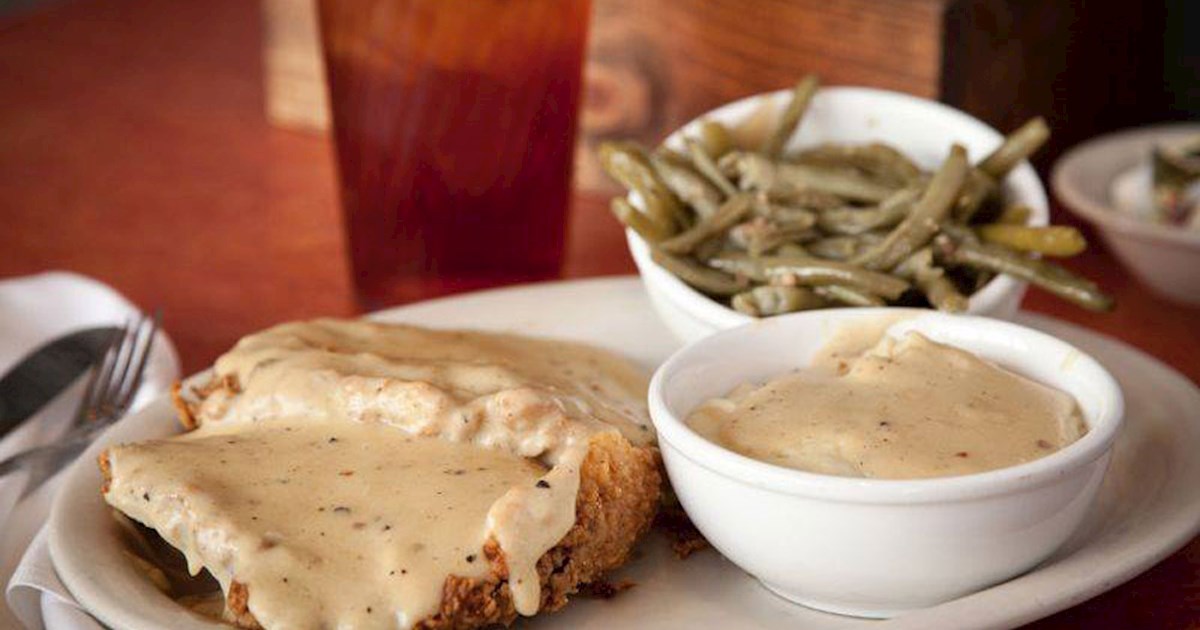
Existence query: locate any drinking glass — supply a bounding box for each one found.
[318,0,591,305]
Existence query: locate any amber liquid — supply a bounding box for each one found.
[318,0,590,306]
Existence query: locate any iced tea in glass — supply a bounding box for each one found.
[318,0,591,305]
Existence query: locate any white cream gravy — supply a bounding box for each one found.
[686,331,1086,479]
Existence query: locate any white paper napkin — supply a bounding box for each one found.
[0,272,181,630]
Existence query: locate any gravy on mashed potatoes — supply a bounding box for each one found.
[686,329,1087,479]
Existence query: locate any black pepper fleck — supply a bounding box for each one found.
[536,480,551,489]
[142,492,150,501]
[466,554,476,563]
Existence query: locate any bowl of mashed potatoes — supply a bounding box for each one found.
[647,309,1123,617]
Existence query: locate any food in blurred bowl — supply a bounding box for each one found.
[1053,124,1200,306]
[1107,136,1200,229]
[601,76,1111,343]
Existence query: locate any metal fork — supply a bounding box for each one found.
[0,311,159,495]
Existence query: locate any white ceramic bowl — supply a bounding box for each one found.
[648,309,1123,618]
[626,86,1050,344]
[1051,124,1200,306]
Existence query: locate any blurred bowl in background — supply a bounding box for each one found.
[1052,124,1200,306]
[625,86,1050,344]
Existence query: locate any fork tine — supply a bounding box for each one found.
[72,323,126,424]
[100,315,142,418]
[113,312,159,414]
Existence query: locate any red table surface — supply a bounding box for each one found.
[0,0,1196,627]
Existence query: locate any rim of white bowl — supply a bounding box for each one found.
[647,309,1125,504]
[1051,123,1200,248]
[625,85,1050,324]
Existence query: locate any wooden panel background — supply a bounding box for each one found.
[575,0,947,191]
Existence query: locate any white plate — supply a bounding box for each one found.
[49,277,1200,630]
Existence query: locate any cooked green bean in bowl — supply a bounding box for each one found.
[604,77,1111,342]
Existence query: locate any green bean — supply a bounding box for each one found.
[599,141,682,234]
[721,151,899,203]
[710,252,910,299]
[976,224,1087,257]
[767,188,846,210]
[651,153,722,219]
[651,248,746,296]
[708,251,770,282]
[654,147,691,166]
[978,117,1050,180]
[813,284,886,307]
[996,204,1033,225]
[775,243,809,257]
[729,217,819,256]
[954,168,998,222]
[895,246,935,276]
[805,236,857,260]
[933,223,995,291]
[852,144,969,270]
[933,235,1113,311]
[692,237,726,262]
[920,273,969,312]
[686,137,738,198]
[938,220,980,244]
[790,143,924,186]
[806,233,884,260]
[764,256,910,299]
[896,248,968,312]
[732,285,825,316]
[816,188,920,236]
[611,197,671,243]
[762,75,819,158]
[751,192,819,226]
[697,120,735,160]
[659,194,753,255]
